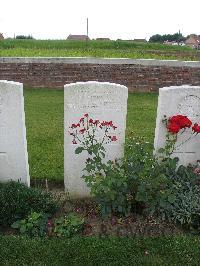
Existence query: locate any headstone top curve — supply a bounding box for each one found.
[64,81,128,90]
[0,80,23,86]
[159,85,200,93]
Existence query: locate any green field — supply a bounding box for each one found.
[24,88,158,181]
[0,39,199,60]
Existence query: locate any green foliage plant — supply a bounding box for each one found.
[0,181,59,227]
[125,139,176,217]
[168,166,200,233]
[11,212,49,237]
[54,213,84,237]
[132,114,200,232]
[69,113,132,216]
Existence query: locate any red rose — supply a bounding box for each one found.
[167,122,180,134]
[192,123,200,133]
[179,117,192,128]
[71,123,77,128]
[167,115,192,134]
[79,128,86,134]
[111,136,117,141]
[101,121,106,126]
[169,115,192,129]
[94,120,99,125]
[72,139,77,144]
[84,113,88,117]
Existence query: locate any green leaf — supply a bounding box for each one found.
[20,225,27,234]
[158,148,165,153]
[168,194,176,204]
[75,147,84,154]
[11,221,20,229]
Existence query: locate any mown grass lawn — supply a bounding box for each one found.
[0,235,199,265]
[24,88,158,181]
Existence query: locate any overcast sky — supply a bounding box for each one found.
[1,0,200,40]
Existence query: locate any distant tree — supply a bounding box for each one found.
[16,35,34,39]
[149,34,163,43]
[149,32,186,43]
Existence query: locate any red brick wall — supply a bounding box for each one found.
[0,58,200,92]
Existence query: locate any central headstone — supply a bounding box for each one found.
[154,85,200,166]
[0,80,29,185]
[64,81,128,198]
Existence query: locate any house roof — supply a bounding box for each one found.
[96,38,110,41]
[186,35,200,44]
[133,39,147,42]
[67,34,90,41]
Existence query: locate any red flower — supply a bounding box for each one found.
[169,115,192,129]
[79,128,86,134]
[72,139,77,144]
[71,123,77,128]
[167,115,192,134]
[89,118,93,124]
[94,120,99,125]
[47,219,53,227]
[111,136,117,141]
[80,117,84,123]
[192,123,200,133]
[84,113,88,117]
[167,123,180,134]
[194,167,200,174]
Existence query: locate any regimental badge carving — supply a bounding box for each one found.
[178,95,200,121]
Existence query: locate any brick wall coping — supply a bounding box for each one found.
[0,57,200,68]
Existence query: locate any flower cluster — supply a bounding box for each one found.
[167,115,192,134]
[69,113,118,145]
[166,114,200,135]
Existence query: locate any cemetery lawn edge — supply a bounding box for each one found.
[0,235,199,265]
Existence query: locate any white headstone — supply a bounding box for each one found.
[154,85,200,166]
[64,81,128,198]
[0,80,29,185]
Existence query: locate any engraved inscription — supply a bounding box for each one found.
[65,86,126,111]
[66,102,123,111]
